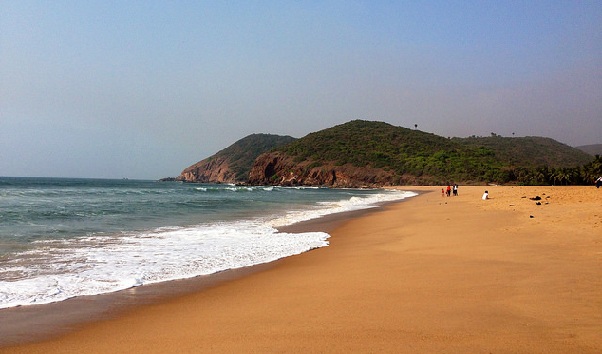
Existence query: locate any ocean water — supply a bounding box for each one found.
[0,177,416,309]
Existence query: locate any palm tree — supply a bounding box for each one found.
[582,155,602,183]
[534,167,548,185]
[551,168,563,186]
[552,168,578,186]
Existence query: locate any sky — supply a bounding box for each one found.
[1,1,601,179]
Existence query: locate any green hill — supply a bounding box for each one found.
[456,135,592,168]
[169,120,597,186]
[248,120,594,186]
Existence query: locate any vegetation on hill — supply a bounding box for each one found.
[172,120,600,186]
[271,120,598,185]
[455,135,591,168]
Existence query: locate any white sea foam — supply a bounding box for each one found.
[271,189,417,227]
[0,223,330,309]
[0,188,416,309]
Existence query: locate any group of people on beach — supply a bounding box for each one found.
[440,184,489,200]
[442,184,459,197]
[439,176,602,202]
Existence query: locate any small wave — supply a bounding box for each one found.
[225,186,254,192]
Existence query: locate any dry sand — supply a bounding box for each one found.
[2,186,601,353]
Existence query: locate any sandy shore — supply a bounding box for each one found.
[2,186,601,353]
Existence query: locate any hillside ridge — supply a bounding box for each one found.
[248,120,593,186]
[168,120,598,186]
[576,144,602,156]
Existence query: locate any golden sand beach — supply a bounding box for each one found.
[2,186,601,353]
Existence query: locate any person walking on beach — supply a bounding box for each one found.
[446,185,451,197]
[453,184,458,196]
[442,188,445,197]
[596,176,602,188]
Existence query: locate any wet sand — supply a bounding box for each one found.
[2,186,601,353]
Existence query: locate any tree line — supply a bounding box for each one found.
[494,155,602,186]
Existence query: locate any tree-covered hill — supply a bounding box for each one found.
[169,120,599,186]
[455,135,592,168]
[249,120,596,186]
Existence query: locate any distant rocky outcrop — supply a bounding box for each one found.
[179,156,236,183]
[176,133,296,183]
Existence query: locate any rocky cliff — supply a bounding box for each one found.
[179,156,237,183]
[248,151,401,187]
[177,133,296,183]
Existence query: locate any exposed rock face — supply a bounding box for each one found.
[178,156,236,183]
[248,152,398,188]
[176,133,297,184]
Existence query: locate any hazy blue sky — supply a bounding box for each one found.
[2,1,601,179]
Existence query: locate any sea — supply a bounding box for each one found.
[0,177,416,310]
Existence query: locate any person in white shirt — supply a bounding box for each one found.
[596,176,602,188]
[482,190,489,200]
